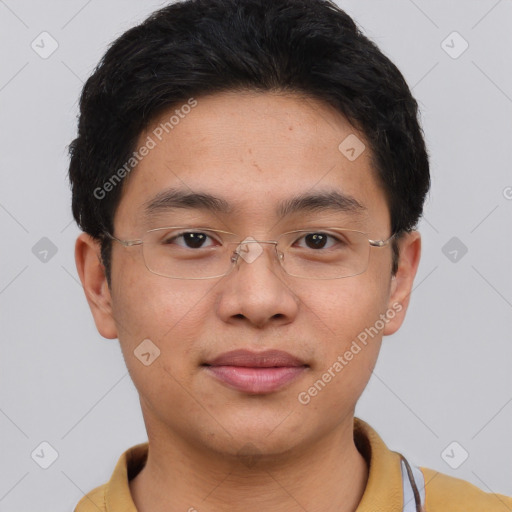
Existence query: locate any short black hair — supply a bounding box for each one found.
[68,0,430,282]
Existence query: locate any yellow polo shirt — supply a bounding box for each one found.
[74,417,512,511]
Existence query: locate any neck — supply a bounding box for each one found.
[130,415,368,512]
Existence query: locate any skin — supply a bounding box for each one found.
[75,90,421,512]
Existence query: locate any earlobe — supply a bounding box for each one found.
[75,233,118,339]
[383,231,422,336]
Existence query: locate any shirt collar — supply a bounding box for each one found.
[353,417,405,510]
[104,417,405,512]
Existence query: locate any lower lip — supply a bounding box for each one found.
[204,366,307,394]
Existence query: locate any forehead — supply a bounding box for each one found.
[114,91,390,232]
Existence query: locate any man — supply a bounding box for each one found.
[69,0,512,510]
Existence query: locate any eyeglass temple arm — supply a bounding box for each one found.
[368,232,396,247]
[102,231,143,247]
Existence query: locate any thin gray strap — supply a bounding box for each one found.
[400,456,426,511]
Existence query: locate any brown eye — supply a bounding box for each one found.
[163,231,216,249]
[295,232,340,250]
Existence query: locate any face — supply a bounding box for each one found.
[77,91,420,459]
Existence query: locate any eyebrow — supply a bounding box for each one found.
[143,188,367,219]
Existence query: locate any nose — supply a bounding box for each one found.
[215,239,300,329]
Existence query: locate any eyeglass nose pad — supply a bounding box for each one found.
[230,241,252,266]
[230,250,240,265]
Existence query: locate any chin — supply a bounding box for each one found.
[192,409,313,459]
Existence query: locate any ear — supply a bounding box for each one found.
[383,230,422,336]
[75,233,118,339]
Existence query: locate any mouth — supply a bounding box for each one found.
[202,349,309,394]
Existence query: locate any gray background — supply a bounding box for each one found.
[1,0,511,510]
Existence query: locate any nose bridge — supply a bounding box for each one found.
[217,236,299,329]
[232,237,280,269]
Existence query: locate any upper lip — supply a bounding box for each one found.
[203,349,307,367]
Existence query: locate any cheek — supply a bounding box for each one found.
[294,274,389,409]
[109,271,212,416]
[109,260,212,363]
[297,270,390,344]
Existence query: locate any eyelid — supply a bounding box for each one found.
[160,228,221,243]
[295,231,340,249]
